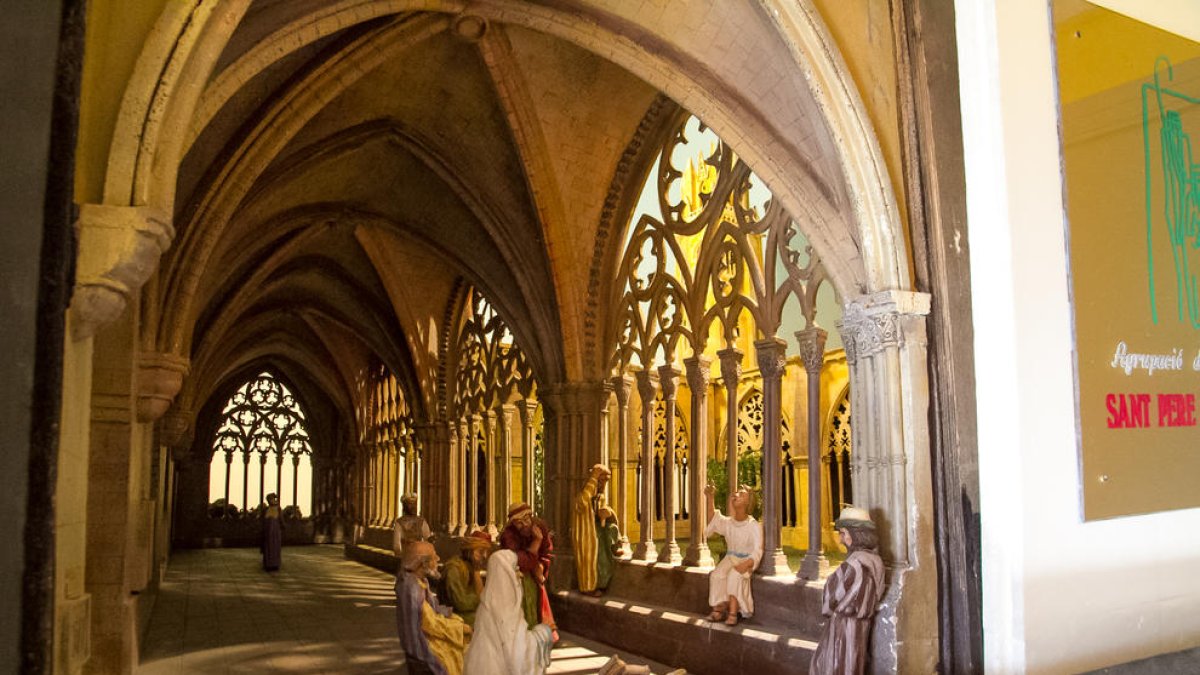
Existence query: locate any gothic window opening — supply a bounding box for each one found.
[826,388,853,520]
[208,371,313,516]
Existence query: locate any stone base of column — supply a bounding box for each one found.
[757,548,790,576]
[485,523,499,538]
[683,542,714,568]
[798,551,828,581]
[633,539,658,562]
[661,540,682,565]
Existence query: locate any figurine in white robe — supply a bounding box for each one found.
[463,549,555,675]
[704,484,763,625]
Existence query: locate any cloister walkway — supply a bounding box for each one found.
[138,546,674,674]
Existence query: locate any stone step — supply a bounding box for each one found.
[597,558,827,636]
[550,588,819,675]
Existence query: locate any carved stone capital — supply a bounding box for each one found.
[158,407,193,454]
[717,347,742,385]
[136,351,189,422]
[611,373,633,408]
[634,369,658,404]
[657,363,681,401]
[838,290,931,363]
[754,337,789,380]
[795,327,828,374]
[517,398,538,427]
[70,204,173,341]
[683,355,712,395]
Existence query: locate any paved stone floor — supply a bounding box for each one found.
[138,546,677,674]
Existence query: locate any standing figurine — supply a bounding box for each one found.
[703,484,762,625]
[393,493,431,559]
[261,493,282,571]
[809,506,886,675]
[463,549,556,675]
[445,530,492,627]
[573,464,623,597]
[499,502,556,632]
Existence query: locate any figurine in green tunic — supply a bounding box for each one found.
[444,530,492,627]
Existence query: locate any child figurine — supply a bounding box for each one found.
[809,506,886,675]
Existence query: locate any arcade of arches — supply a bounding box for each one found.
[34,1,967,674]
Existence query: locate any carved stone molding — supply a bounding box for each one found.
[70,204,173,341]
[718,347,742,385]
[137,351,190,422]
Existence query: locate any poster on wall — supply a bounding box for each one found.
[1056,1,1200,519]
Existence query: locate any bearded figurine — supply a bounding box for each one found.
[499,502,556,632]
[445,530,492,627]
[395,540,470,675]
[573,464,623,596]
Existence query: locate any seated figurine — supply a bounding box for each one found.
[703,484,763,626]
[395,541,470,675]
[444,530,491,627]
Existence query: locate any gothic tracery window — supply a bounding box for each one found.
[208,371,313,516]
[826,388,853,520]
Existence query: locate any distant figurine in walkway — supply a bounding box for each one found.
[445,530,491,627]
[463,548,555,675]
[573,464,623,597]
[261,493,282,572]
[393,493,431,559]
[396,540,470,675]
[703,483,762,625]
[809,506,886,675]
[500,502,556,632]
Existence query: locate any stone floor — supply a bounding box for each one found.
[137,545,676,674]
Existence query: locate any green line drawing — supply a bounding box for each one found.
[1143,56,1200,328]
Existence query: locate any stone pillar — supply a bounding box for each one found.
[657,364,681,565]
[632,371,658,561]
[838,290,936,673]
[415,423,449,532]
[683,356,714,567]
[537,382,611,551]
[455,419,469,535]
[718,348,742,502]
[468,414,482,528]
[484,409,499,536]
[755,337,790,576]
[797,327,829,580]
[611,374,633,549]
[519,400,538,505]
[447,421,462,535]
[497,405,515,528]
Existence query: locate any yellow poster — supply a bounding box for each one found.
[1057,2,1200,519]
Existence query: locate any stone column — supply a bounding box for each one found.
[456,418,471,535]
[837,290,935,673]
[718,348,742,502]
[468,414,482,528]
[519,400,538,505]
[498,405,515,527]
[755,337,790,576]
[537,382,611,551]
[683,356,714,567]
[611,374,633,549]
[657,364,681,564]
[484,409,499,536]
[797,327,829,580]
[632,371,658,561]
[447,421,463,535]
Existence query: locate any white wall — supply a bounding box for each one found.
[956,0,1200,672]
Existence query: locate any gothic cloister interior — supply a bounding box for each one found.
[5,1,1200,674]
